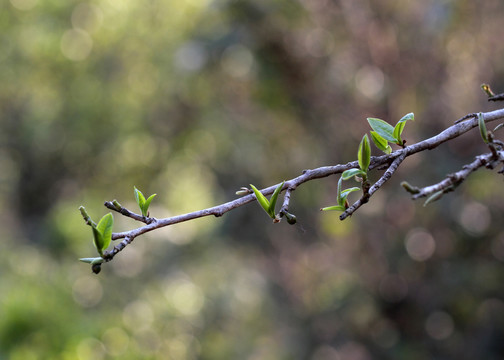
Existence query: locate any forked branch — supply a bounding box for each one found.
[79,107,504,270]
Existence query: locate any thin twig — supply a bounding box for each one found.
[340,151,407,220]
[104,200,155,224]
[411,150,504,200]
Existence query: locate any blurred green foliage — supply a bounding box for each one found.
[1,0,504,359]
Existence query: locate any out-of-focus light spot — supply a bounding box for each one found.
[355,65,385,101]
[10,0,37,11]
[310,345,340,360]
[61,29,93,61]
[425,311,454,340]
[405,228,436,261]
[379,274,408,302]
[111,245,144,278]
[337,342,372,360]
[133,328,161,355]
[233,270,265,306]
[304,28,334,57]
[166,334,199,359]
[122,300,154,330]
[476,298,504,323]
[127,63,159,96]
[169,279,205,316]
[102,327,130,356]
[320,211,354,237]
[117,134,156,168]
[174,41,208,72]
[491,233,504,261]
[76,337,106,360]
[371,319,399,348]
[9,346,38,360]
[458,202,491,236]
[221,44,254,78]
[72,3,104,33]
[8,245,43,276]
[72,276,103,307]
[103,0,131,12]
[184,0,210,6]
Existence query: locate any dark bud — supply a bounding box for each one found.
[92,263,102,274]
[284,211,297,225]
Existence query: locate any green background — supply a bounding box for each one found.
[1,0,504,359]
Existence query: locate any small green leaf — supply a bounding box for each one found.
[341,187,360,197]
[367,118,396,142]
[358,134,371,171]
[478,112,489,144]
[250,184,272,218]
[134,186,146,209]
[342,168,367,180]
[370,131,391,154]
[96,213,114,251]
[393,122,406,144]
[339,187,360,208]
[92,226,104,256]
[79,257,104,264]
[423,190,444,206]
[142,193,157,216]
[321,205,346,211]
[268,181,285,217]
[336,177,343,206]
[493,123,504,132]
[393,113,414,144]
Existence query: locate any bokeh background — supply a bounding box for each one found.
[2,0,504,359]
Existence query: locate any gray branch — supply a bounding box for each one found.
[85,107,504,263]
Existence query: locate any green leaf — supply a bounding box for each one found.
[370,131,391,154]
[478,112,488,144]
[336,177,344,206]
[342,168,367,180]
[321,205,346,211]
[341,187,360,197]
[79,257,104,265]
[393,121,406,144]
[134,186,146,210]
[358,134,371,171]
[393,113,414,144]
[340,187,360,208]
[250,184,272,218]
[142,193,157,217]
[268,181,285,217]
[367,118,396,142]
[423,190,444,207]
[92,226,104,256]
[96,213,114,251]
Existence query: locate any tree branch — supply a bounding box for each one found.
[79,107,504,266]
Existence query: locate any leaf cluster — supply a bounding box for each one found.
[368,113,414,153]
[250,181,285,221]
[322,113,414,212]
[134,186,157,217]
